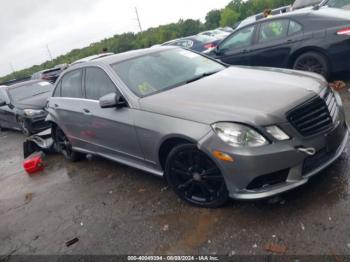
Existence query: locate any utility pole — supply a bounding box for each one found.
[46,44,53,61]
[135,7,143,32]
[9,63,15,74]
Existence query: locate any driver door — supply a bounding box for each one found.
[215,25,257,66]
[81,67,144,161]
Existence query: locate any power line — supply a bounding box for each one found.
[135,7,143,32]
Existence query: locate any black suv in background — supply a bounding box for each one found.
[31,64,68,83]
[207,7,350,78]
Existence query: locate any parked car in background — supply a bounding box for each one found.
[0,80,53,135]
[70,53,114,66]
[46,47,347,207]
[206,7,350,78]
[31,64,68,83]
[162,35,222,53]
[198,28,233,40]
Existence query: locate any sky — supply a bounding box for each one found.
[0,0,231,77]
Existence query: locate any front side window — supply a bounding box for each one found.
[61,70,83,98]
[219,25,255,51]
[85,68,117,100]
[258,19,289,43]
[112,49,225,97]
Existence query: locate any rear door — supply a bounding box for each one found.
[215,24,257,65]
[49,69,87,148]
[249,19,304,68]
[81,67,143,160]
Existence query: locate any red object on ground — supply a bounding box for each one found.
[23,153,44,174]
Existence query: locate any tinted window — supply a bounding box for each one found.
[219,26,255,50]
[8,82,53,101]
[85,68,117,100]
[112,49,225,97]
[61,70,83,98]
[288,20,303,35]
[258,20,289,43]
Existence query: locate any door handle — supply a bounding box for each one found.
[285,39,293,43]
[242,49,250,53]
[83,109,91,114]
[54,104,59,108]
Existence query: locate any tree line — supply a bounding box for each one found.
[0,0,294,83]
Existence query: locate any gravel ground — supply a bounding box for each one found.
[0,79,350,257]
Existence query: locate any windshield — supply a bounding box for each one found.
[8,82,53,101]
[111,49,225,97]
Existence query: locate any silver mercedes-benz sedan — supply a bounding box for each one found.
[46,46,348,207]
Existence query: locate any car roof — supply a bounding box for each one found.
[70,46,178,68]
[71,53,114,65]
[238,6,350,29]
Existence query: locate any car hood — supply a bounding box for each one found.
[14,92,50,110]
[139,66,327,126]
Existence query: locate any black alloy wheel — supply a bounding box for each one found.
[54,126,84,162]
[165,144,229,208]
[293,51,330,79]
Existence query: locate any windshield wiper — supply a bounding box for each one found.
[186,71,220,84]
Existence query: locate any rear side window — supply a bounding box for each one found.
[61,70,83,98]
[288,20,303,35]
[258,19,289,43]
[85,68,117,100]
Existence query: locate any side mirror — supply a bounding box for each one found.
[99,93,127,109]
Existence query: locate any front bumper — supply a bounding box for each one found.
[198,119,348,200]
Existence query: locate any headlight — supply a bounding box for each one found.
[211,122,268,147]
[23,109,45,117]
[265,126,290,141]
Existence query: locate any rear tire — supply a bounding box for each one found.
[53,126,84,162]
[293,51,330,79]
[165,144,229,208]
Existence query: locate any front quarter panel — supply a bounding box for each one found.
[133,110,211,166]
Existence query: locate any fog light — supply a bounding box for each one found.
[213,151,234,162]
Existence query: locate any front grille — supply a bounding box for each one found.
[287,89,338,137]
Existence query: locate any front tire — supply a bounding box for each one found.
[53,126,84,162]
[293,51,330,79]
[165,144,229,208]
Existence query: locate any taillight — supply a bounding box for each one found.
[337,28,350,35]
[204,43,217,49]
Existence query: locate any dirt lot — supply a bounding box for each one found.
[1,79,350,257]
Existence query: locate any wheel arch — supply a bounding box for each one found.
[289,46,332,69]
[158,135,197,170]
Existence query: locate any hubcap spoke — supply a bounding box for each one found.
[172,167,192,177]
[178,179,193,191]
